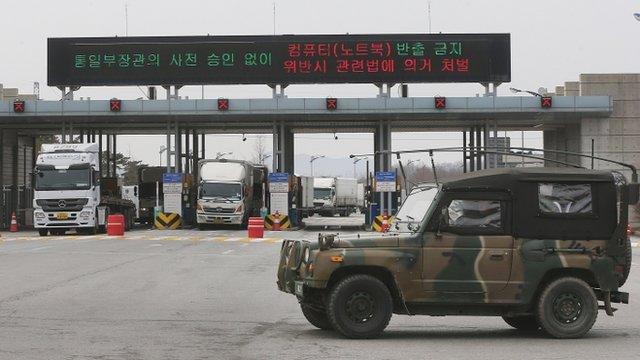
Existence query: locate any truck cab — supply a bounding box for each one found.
[278,168,635,339]
[33,143,101,235]
[196,159,266,228]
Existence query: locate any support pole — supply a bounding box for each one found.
[378,120,385,215]
[200,133,205,159]
[193,129,199,179]
[98,131,103,177]
[184,128,190,175]
[105,133,111,177]
[475,126,482,170]
[175,124,182,173]
[112,134,117,178]
[463,130,467,173]
[469,127,475,172]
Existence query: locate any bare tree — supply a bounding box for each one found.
[252,135,268,164]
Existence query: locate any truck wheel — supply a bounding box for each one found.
[38,229,48,237]
[536,277,597,339]
[327,274,392,339]
[300,304,332,330]
[502,315,540,331]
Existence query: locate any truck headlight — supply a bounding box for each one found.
[235,204,244,213]
[197,203,203,211]
[34,212,45,219]
[79,210,92,218]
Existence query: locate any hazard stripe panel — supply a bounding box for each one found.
[155,212,182,230]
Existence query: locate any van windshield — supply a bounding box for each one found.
[314,188,332,200]
[200,182,242,201]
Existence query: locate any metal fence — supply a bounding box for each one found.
[1,186,33,229]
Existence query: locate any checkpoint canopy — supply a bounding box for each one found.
[162,173,183,216]
[47,34,510,86]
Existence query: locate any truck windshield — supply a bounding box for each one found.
[200,183,242,201]
[395,186,439,232]
[314,188,332,200]
[35,168,91,191]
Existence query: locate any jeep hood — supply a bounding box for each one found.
[330,233,403,248]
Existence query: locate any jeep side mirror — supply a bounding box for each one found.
[628,183,640,205]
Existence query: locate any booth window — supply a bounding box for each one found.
[447,200,502,229]
[538,183,593,214]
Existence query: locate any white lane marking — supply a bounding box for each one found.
[222,250,234,255]
[148,244,163,247]
[30,245,53,252]
[223,237,242,242]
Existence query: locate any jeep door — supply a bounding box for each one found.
[421,192,513,299]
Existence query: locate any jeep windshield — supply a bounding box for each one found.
[200,182,242,202]
[35,166,91,191]
[395,185,439,232]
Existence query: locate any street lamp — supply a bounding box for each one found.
[310,155,325,176]
[215,151,233,160]
[159,145,175,166]
[405,159,421,167]
[353,156,367,178]
[510,87,542,97]
[634,13,640,21]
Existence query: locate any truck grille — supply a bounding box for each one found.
[36,198,88,212]
[203,207,235,214]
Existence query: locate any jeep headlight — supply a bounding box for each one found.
[303,247,310,263]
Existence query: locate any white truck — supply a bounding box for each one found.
[33,143,136,236]
[196,159,267,228]
[312,177,358,217]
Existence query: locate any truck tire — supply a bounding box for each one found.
[536,277,597,339]
[502,315,540,331]
[38,229,48,237]
[327,274,393,339]
[300,304,332,330]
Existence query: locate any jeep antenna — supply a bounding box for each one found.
[429,150,439,186]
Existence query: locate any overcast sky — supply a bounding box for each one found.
[2,0,638,174]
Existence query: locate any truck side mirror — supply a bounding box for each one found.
[628,183,640,205]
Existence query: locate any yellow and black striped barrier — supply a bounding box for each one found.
[155,212,182,230]
[372,215,394,232]
[264,214,291,230]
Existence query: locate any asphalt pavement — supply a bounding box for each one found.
[0,229,638,359]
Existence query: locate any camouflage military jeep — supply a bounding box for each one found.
[277,168,636,339]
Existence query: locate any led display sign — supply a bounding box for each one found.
[48,34,510,86]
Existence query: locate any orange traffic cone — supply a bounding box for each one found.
[9,212,18,232]
[381,211,389,233]
[273,211,281,231]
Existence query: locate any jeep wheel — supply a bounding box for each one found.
[619,236,632,286]
[536,277,597,339]
[327,274,392,339]
[300,304,332,330]
[502,315,540,331]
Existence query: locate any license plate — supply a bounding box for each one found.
[295,281,304,296]
[213,218,224,224]
[57,212,69,220]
